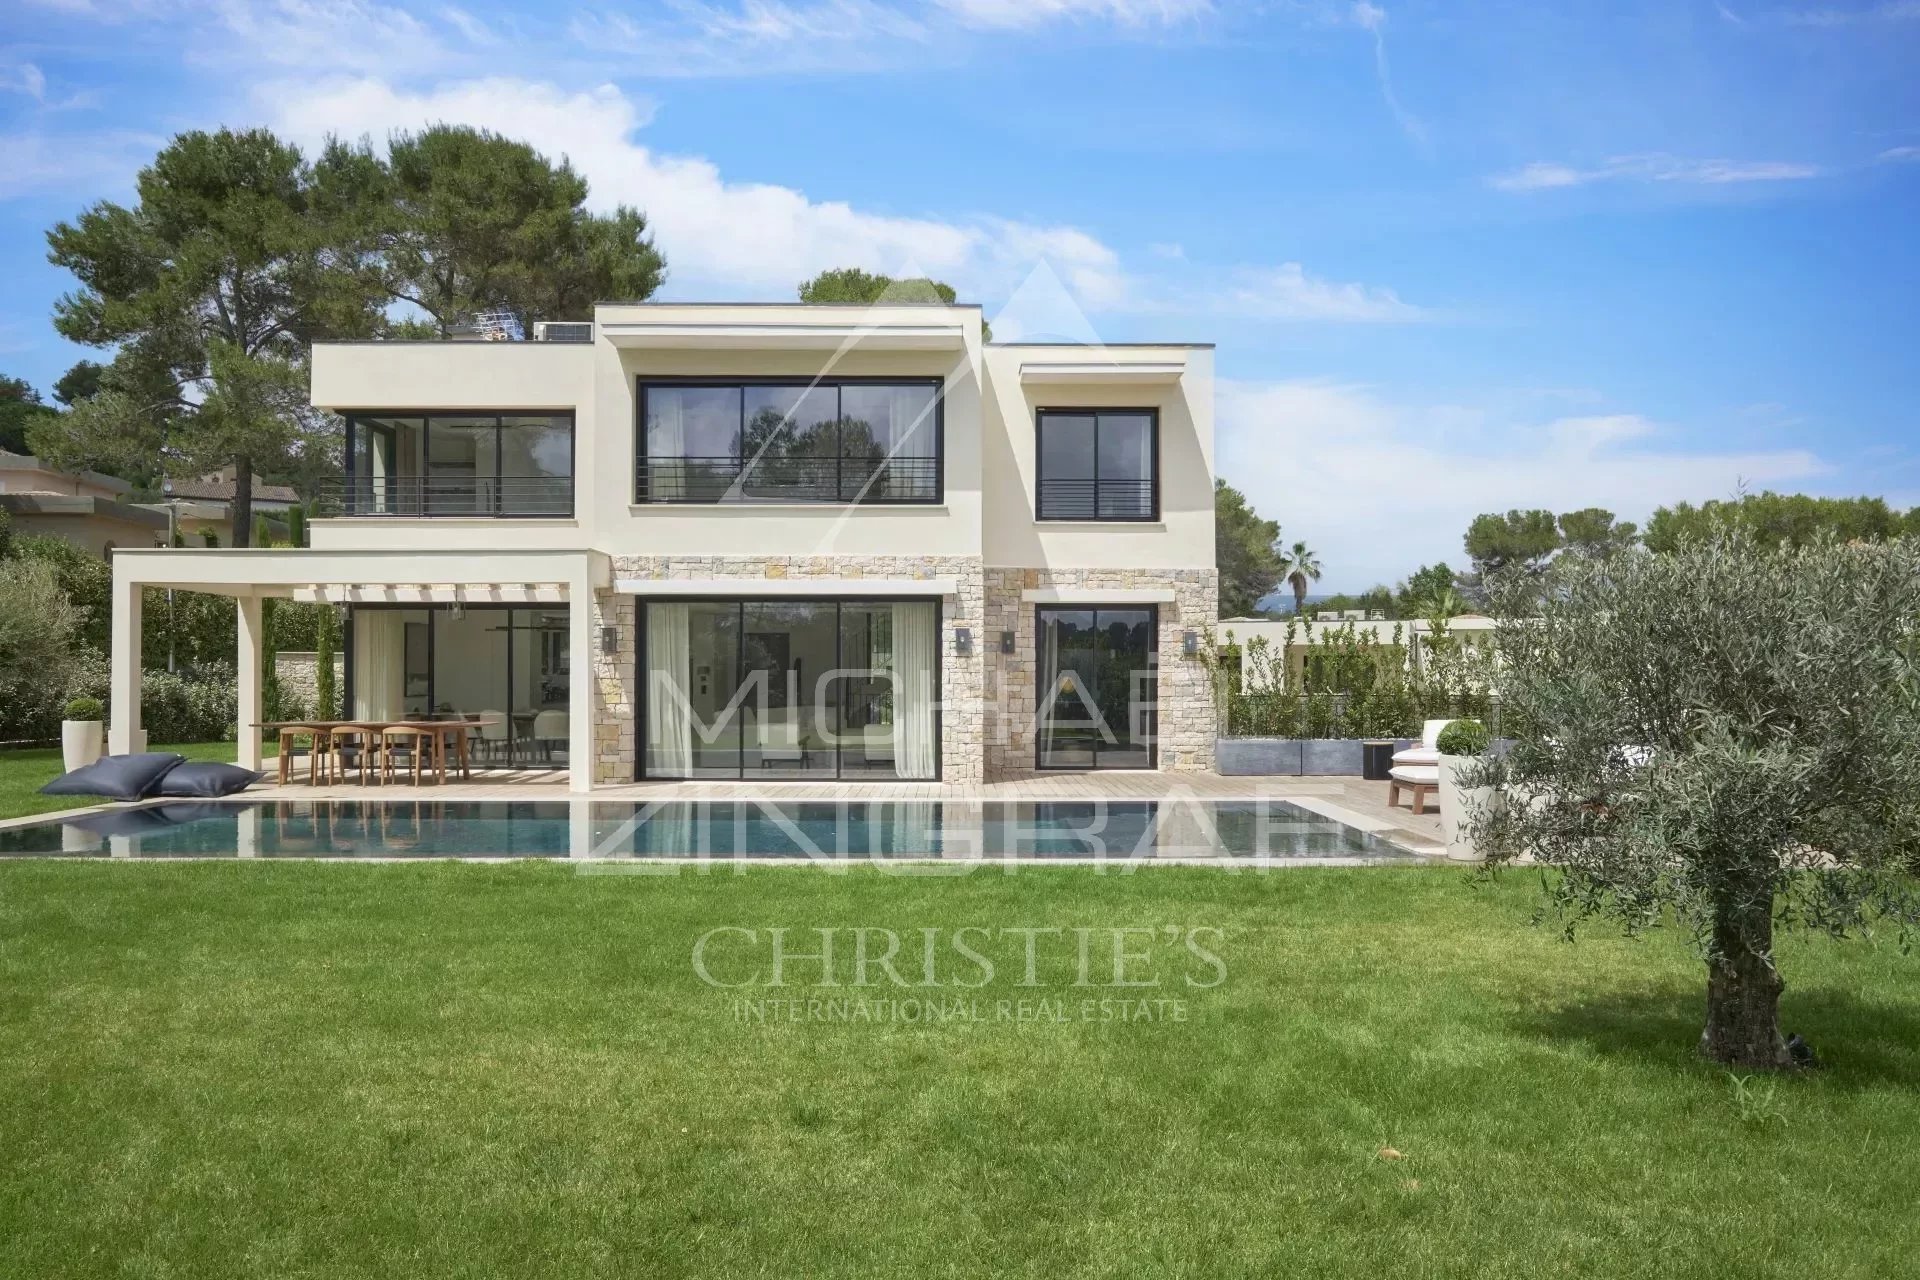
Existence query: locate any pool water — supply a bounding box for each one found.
[0,799,1416,862]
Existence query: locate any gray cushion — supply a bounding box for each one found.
[39,752,187,801]
[152,762,264,798]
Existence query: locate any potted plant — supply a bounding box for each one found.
[61,696,105,772]
[1435,718,1495,862]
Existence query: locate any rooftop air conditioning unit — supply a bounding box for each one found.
[532,321,594,343]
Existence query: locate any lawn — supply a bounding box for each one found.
[0,741,274,821]
[0,863,1916,1278]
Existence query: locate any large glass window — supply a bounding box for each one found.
[642,599,940,779]
[340,413,573,517]
[1037,606,1157,769]
[1035,409,1158,520]
[638,380,941,504]
[346,605,571,770]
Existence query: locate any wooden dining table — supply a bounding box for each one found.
[259,719,487,785]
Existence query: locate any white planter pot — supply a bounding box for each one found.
[61,720,104,772]
[1437,754,1496,863]
[133,729,148,754]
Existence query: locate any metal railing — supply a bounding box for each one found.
[1037,477,1156,520]
[638,455,940,504]
[317,476,574,518]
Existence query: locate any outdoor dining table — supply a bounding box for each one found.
[259,719,485,785]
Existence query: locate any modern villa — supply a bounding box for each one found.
[106,302,1219,791]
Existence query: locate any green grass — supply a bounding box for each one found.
[0,741,276,821]
[1,863,1916,1278]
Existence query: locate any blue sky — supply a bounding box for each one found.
[3,0,1917,587]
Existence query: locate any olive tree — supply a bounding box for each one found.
[1476,533,1920,1070]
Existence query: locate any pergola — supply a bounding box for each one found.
[108,548,610,792]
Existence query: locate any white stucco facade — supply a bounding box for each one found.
[110,302,1219,789]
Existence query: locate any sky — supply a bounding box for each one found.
[2,0,1916,589]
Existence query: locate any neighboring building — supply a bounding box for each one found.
[107,302,1219,791]
[1219,614,1499,689]
[0,452,168,557]
[151,466,302,545]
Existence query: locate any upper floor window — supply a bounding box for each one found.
[638,379,941,504]
[337,413,574,518]
[1035,409,1158,521]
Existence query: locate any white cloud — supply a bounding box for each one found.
[934,0,1212,28]
[0,129,162,199]
[261,75,1129,304]
[1216,379,1828,588]
[1349,2,1426,146]
[1491,153,1823,191]
[1878,145,1920,163]
[1218,262,1430,323]
[1785,1,1920,25]
[1,63,48,101]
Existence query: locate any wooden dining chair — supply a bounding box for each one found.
[328,725,381,785]
[276,724,327,786]
[380,725,434,786]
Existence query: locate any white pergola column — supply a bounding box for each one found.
[236,595,264,770]
[568,573,596,794]
[108,572,142,755]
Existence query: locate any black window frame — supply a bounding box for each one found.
[338,411,576,518]
[1034,407,1161,522]
[635,595,944,782]
[1032,603,1160,771]
[635,376,945,506]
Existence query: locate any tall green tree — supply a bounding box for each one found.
[51,360,104,407]
[1214,479,1285,617]
[0,374,59,455]
[1644,492,1909,553]
[37,128,379,543]
[1276,540,1323,617]
[1394,562,1458,618]
[798,268,958,305]
[1478,534,1920,1069]
[1464,509,1561,574]
[1557,506,1639,558]
[322,125,666,337]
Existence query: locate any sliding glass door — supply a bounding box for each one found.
[641,598,940,780]
[346,605,571,770]
[1037,606,1157,770]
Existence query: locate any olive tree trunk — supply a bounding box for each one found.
[1701,896,1792,1069]
[231,454,253,548]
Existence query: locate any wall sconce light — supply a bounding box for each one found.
[954,627,974,657]
[1182,630,1199,656]
[600,626,619,656]
[1000,630,1016,654]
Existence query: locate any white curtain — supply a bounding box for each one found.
[352,611,405,719]
[649,392,686,498]
[646,604,693,775]
[891,603,936,779]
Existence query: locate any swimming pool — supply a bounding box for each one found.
[0,799,1423,863]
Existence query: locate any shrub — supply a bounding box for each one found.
[134,664,238,743]
[64,696,104,722]
[0,558,83,741]
[1436,718,1491,756]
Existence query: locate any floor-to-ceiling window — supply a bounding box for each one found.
[346,605,571,770]
[641,598,940,780]
[340,413,573,516]
[1036,606,1157,770]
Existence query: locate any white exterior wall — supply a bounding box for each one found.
[290,305,1220,784]
[980,345,1214,572]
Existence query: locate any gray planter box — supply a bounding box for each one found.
[1217,737,1415,776]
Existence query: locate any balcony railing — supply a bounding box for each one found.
[638,455,940,504]
[1036,478,1156,521]
[318,476,573,518]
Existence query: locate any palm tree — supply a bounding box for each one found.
[1411,584,1465,622]
[1276,541,1323,615]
